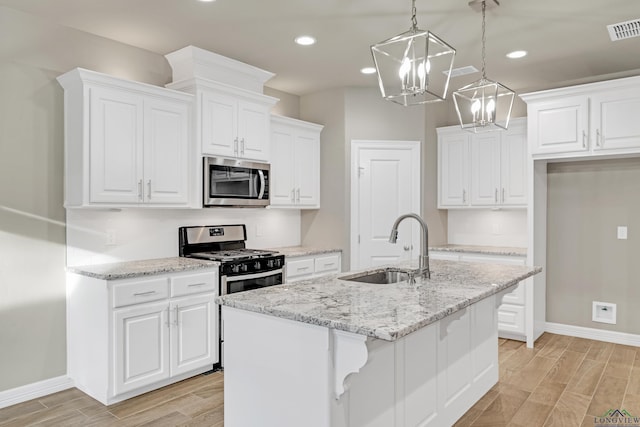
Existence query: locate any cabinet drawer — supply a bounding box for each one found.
[314,254,340,274]
[501,282,525,305]
[498,304,525,335]
[171,271,217,298]
[286,258,315,279]
[113,278,170,308]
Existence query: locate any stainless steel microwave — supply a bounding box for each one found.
[203,157,270,207]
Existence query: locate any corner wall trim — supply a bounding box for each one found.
[545,322,640,347]
[0,376,74,410]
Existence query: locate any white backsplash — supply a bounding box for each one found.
[66,208,301,266]
[447,209,527,248]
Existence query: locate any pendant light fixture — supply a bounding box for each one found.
[371,0,456,106]
[453,0,515,132]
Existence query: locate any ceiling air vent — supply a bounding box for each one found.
[607,19,640,41]
[444,65,479,78]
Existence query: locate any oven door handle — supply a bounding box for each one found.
[224,269,283,284]
[257,170,266,199]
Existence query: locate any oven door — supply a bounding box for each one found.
[204,157,270,207]
[221,269,283,295]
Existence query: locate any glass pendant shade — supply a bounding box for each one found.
[370,7,456,106]
[453,77,515,131]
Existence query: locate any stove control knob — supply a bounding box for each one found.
[253,261,261,270]
[232,265,241,274]
[267,259,274,268]
[240,264,248,273]
[274,258,282,268]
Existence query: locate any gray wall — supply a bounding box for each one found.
[547,158,640,334]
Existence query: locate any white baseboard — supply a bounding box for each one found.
[0,376,74,410]
[545,322,640,347]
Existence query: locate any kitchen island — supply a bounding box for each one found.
[217,259,541,427]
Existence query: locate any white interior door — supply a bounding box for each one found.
[351,141,421,270]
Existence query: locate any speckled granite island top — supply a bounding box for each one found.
[429,244,527,257]
[217,259,541,342]
[67,257,219,280]
[267,246,342,257]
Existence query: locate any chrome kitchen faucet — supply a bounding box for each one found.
[388,213,430,279]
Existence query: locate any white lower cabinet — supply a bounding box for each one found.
[285,252,342,282]
[430,251,527,340]
[67,268,219,405]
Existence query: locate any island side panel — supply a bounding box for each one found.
[334,295,499,427]
[222,307,332,427]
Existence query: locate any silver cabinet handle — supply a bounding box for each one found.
[147,180,151,200]
[502,188,505,203]
[403,245,410,251]
[173,305,179,326]
[241,138,245,155]
[582,130,587,148]
[296,188,300,202]
[234,137,238,155]
[137,179,143,200]
[596,129,601,147]
[494,188,498,203]
[187,282,206,287]
[133,290,156,296]
[291,188,296,202]
[462,189,467,204]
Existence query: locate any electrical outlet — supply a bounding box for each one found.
[106,229,117,246]
[617,226,628,240]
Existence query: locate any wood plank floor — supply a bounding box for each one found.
[1,333,638,426]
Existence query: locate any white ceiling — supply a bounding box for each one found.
[2,0,640,96]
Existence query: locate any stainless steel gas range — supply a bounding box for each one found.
[178,224,284,368]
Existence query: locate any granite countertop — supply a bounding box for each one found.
[67,257,219,280]
[268,246,342,258]
[429,244,527,257]
[217,259,541,342]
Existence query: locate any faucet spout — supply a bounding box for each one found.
[388,213,430,279]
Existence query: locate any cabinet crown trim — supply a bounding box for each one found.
[271,115,324,132]
[166,76,278,106]
[521,74,640,102]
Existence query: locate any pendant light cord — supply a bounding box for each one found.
[481,1,487,79]
[411,0,418,31]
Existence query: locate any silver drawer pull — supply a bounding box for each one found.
[324,263,335,267]
[133,290,156,296]
[188,283,206,287]
[298,266,310,271]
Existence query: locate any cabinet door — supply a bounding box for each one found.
[170,294,218,376]
[201,92,237,157]
[529,96,589,155]
[438,133,469,207]
[591,87,640,152]
[114,301,170,395]
[470,133,501,206]
[270,125,297,206]
[143,98,190,205]
[500,126,528,206]
[294,131,320,208]
[238,100,270,161]
[89,86,144,204]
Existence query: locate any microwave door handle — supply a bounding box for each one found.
[258,170,265,199]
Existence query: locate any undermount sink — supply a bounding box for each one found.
[339,269,411,284]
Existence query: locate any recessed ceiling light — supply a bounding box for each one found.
[198,0,216,2]
[360,67,376,75]
[506,50,527,59]
[294,36,316,46]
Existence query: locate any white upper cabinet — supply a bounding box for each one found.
[522,75,640,159]
[438,131,470,208]
[270,116,323,208]
[169,78,277,163]
[438,118,527,209]
[57,68,193,208]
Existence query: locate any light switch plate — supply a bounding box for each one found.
[617,226,628,240]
